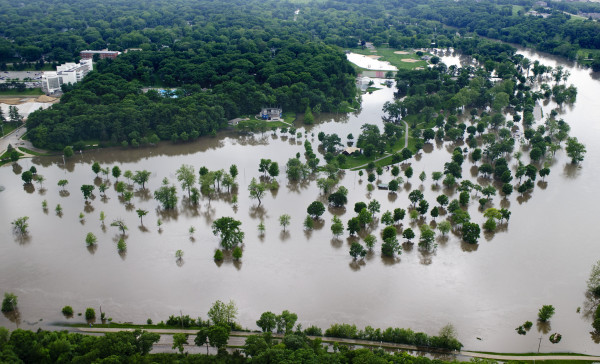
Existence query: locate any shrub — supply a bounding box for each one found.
[214,249,224,261]
[325,323,358,339]
[304,325,323,336]
[85,308,96,320]
[1,293,18,312]
[593,305,600,332]
[232,246,243,260]
[538,305,555,322]
[62,306,74,316]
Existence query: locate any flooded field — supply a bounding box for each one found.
[1,48,599,354]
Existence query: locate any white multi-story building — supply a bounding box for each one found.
[41,59,93,94]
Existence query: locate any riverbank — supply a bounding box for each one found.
[69,326,600,361]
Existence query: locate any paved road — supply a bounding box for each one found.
[0,126,26,155]
[74,327,600,360]
[0,126,45,157]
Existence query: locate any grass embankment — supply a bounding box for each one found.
[18,147,55,156]
[1,123,19,136]
[66,322,209,331]
[0,149,23,166]
[0,88,44,96]
[346,46,430,71]
[64,322,599,361]
[236,112,297,132]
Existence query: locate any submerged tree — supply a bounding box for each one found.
[349,242,367,260]
[538,305,555,322]
[133,170,151,189]
[176,164,196,198]
[248,178,266,206]
[111,219,128,236]
[565,137,586,164]
[11,216,29,235]
[154,178,178,209]
[136,209,148,225]
[85,232,97,246]
[212,217,244,250]
[81,184,95,201]
[1,293,18,313]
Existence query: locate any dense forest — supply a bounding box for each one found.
[1,0,599,65]
[412,0,600,60]
[0,0,594,149]
[26,40,357,149]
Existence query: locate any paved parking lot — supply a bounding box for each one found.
[0,71,43,84]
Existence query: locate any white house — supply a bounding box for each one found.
[41,59,93,94]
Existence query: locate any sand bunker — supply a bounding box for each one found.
[0,98,24,105]
[35,95,58,103]
[394,51,411,55]
[365,55,381,59]
[401,58,420,63]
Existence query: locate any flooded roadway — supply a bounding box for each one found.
[1,47,599,353]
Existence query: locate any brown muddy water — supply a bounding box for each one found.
[1,48,600,354]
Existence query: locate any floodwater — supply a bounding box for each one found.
[346,52,398,71]
[1,47,600,354]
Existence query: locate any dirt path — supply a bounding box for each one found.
[72,327,600,360]
[350,120,409,171]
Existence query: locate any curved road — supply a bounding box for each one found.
[74,327,600,360]
[0,126,40,157]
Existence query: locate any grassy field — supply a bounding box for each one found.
[1,123,19,136]
[512,5,524,15]
[0,88,44,96]
[346,47,429,71]
[4,64,54,71]
[344,135,419,170]
[578,48,600,60]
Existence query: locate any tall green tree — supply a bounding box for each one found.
[248,177,266,206]
[176,164,196,198]
[256,312,277,333]
[80,184,95,201]
[154,178,178,209]
[565,137,586,164]
[133,170,151,189]
[212,217,244,250]
[279,214,291,232]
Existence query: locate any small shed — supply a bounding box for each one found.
[343,147,362,155]
[377,183,389,190]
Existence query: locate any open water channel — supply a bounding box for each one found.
[1,47,599,354]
